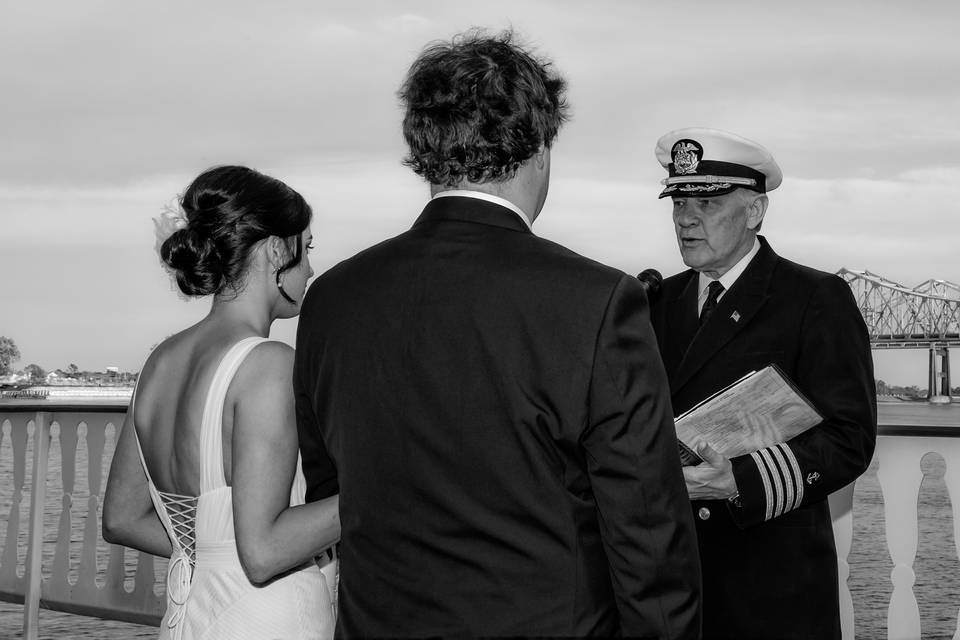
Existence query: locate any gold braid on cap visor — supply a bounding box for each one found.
[661,175,758,187]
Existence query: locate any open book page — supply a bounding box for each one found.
[675,365,822,464]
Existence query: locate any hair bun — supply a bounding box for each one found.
[156,166,312,300]
[160,227,224,296]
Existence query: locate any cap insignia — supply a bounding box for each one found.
[672,139,702,175]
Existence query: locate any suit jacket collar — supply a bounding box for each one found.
[412,196,533,234]
[669,235,778,394]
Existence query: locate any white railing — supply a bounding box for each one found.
[0,403,165,639]
[1,403,959,638]
[860,427,960,640]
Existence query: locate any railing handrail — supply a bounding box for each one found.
[0,399,129,413]
[5,400,959,425]
[878,425,960,437]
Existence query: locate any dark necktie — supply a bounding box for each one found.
[699,281,725,326]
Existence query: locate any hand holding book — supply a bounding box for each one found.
[682,440,739,500]
[676,365,822,466]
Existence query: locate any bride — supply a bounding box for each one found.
[104,165,339,639]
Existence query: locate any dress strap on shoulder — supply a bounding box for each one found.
[199,337,271,493]
[129,355,159,490]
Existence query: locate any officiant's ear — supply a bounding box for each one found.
[746,193,768,231]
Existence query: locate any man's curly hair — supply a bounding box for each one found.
[399,30,569,187]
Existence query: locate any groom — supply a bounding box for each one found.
[294,30,701,638]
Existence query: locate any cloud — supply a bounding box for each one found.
[2,1,957,189]
[765,169,960,285]
[311,23,362,43]
[2,0,958,388]
[377,14,434,34]
[3,154,954,388]
[898,166,960,185]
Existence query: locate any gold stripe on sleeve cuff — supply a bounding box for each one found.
[779,443,805,511]
[750,450,775,521]
[758,448,786,518]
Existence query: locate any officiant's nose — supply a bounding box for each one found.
[673,201,699,227]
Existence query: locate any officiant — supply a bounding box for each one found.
[646,127,877,640]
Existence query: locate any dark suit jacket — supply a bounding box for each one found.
[295,196,701,638]
[650,236,876,640]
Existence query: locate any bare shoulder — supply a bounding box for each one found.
[133,335,186,416]
[137,335,176,383]
[244,340,295,370]
[232,341,296,400]
[137,327,203,387]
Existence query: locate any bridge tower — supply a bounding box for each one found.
[927,345,952,403]
[837,268,960,404]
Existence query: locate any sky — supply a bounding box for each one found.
[1,0,958,385]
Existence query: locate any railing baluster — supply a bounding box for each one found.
[23,412,51,640]
[830,482,856,640]
[103,543,127,597]
[0,418,6,585]
[79,417,107,593]
[940,438,960,640]
[877,437,924,640]
[50,418,78,597]
[0,416,27,593]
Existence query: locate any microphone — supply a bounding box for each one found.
[636,268,663,301]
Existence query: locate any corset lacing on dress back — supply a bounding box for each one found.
[155,491,198,630]
[132,337,273,639]
[132,337,336,639]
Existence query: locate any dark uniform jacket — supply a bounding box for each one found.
[650,235,876,640]
[294,196,701,638]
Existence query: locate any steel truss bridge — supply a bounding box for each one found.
[838,269,960,400]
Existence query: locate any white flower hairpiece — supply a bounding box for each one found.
[153,197,195,301]
[153,197,188,258]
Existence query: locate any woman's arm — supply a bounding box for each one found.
[232,342,341,585]
[103,409,173,557]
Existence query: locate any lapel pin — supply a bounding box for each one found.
[730,311,741,322]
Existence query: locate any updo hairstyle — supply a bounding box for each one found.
[160,166,312,297]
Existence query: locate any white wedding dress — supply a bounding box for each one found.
[132,337,336,640]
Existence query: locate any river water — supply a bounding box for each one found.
[1,401,959,638]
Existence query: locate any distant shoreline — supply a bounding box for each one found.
[0,384,132,408]
[2,391,959,429]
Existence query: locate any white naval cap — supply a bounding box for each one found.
[655,127,782,199]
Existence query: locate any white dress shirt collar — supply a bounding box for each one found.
[697,237,761,313]
[431,190,532,229]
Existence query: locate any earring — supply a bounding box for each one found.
[275,268,296,304]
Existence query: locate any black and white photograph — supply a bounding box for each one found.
[1,1,958,638]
